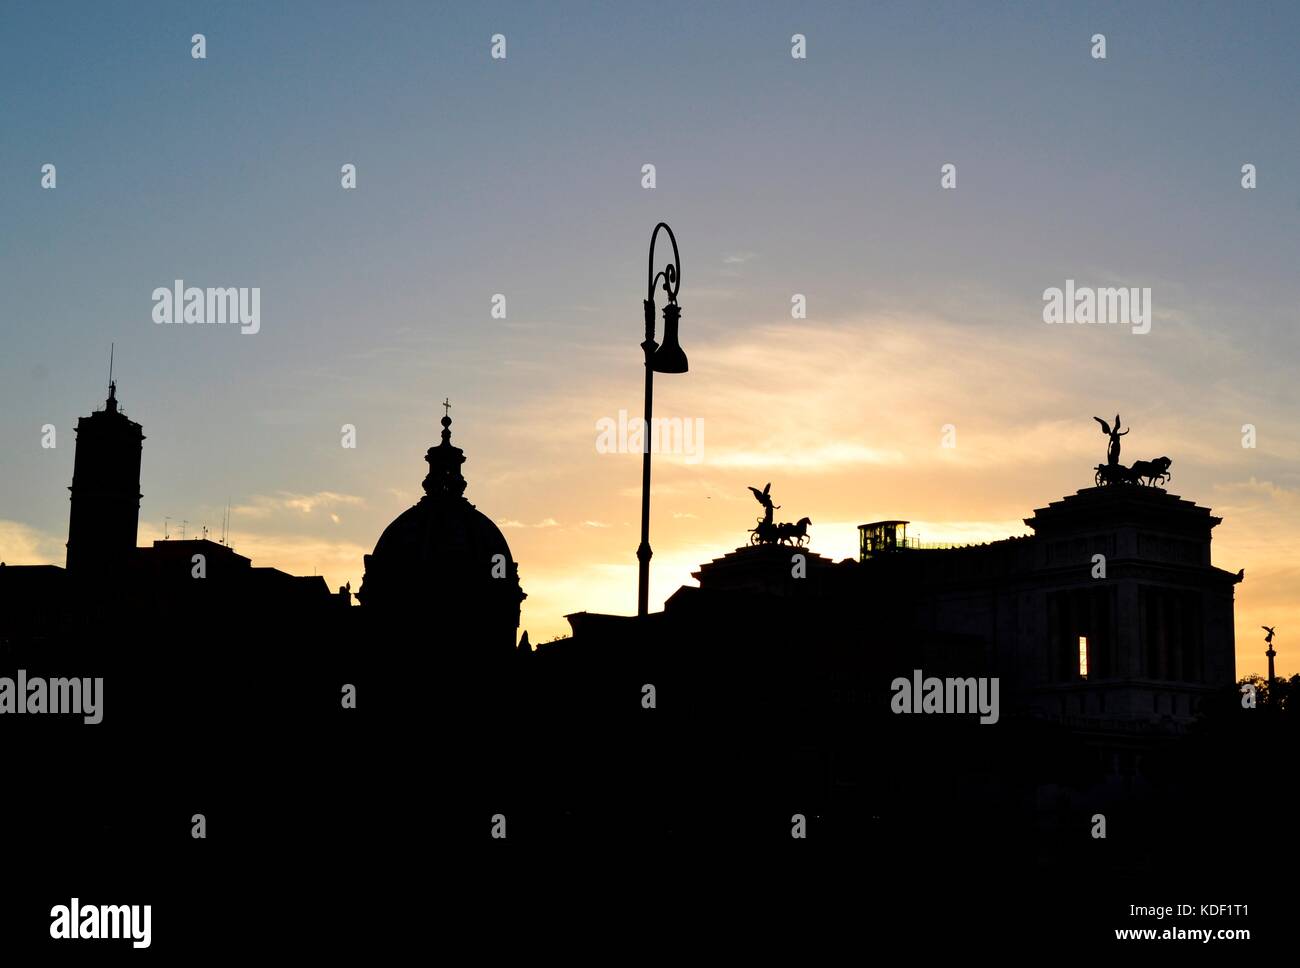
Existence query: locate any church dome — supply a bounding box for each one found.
[358,410,525,651]
[370,499,514,575]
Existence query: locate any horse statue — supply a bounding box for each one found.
[1094,455,1172,487]
[746,485,810,546]
[1129,456,1172,486]
[776,517,812,547]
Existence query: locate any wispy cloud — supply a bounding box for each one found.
[232,491,366,519]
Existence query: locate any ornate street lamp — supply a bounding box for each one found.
[637,222,689,617]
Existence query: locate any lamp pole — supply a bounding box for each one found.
[637,222,687,617]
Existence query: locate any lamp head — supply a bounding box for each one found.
[650,303,688,374]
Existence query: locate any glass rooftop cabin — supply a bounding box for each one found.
[858,520,911,561]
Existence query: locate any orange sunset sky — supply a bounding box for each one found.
[2,5,1296,677]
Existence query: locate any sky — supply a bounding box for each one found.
[1,1,1297,675]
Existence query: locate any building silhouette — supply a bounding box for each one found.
[1,382,348,648]
[64,381,143,574]
[357,410,525,656]
[532,462,1242,853]
[560,482,1238,731]
[0,381,1262,931]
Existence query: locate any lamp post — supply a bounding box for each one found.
[637,222,689,617]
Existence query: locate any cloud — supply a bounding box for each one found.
[232,491,366,519]
[0,520,65,565]
[340,309,1298,670]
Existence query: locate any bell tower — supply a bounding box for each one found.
[65,380,145,573]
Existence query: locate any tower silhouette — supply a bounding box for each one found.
[65,380,145,572]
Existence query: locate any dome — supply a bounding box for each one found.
[369,499,514,578]
[357,410,525,651]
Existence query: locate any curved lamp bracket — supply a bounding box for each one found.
[646,222,681,306]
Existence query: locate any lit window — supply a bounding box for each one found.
[1078,635,1089,679]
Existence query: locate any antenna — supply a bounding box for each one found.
[164,516,171,540]
[103,343,120,412]
[180,519,188,541]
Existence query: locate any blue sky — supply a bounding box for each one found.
[1,1,1297,667]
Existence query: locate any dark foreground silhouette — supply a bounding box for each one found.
[0,396,1288,953]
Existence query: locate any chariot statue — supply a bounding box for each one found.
[1090,416,1172,487]
[746,483,811,547]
